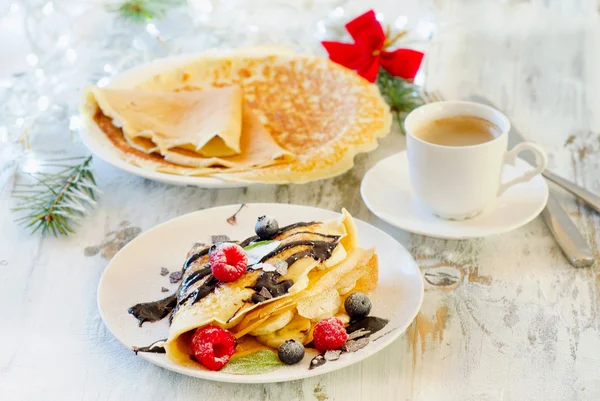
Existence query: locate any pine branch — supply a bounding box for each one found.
[11,156,101,237]
[376,69,424,134]
[109,0,185,23]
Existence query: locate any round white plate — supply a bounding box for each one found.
[80,52,253,188]
[97,203,424,384]
[361,151,549,239]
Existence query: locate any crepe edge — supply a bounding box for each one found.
[80,87,295,176]
[215,83,393,184]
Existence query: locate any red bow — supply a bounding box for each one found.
[322,10,424,83]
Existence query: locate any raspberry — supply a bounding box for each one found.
[209,243,248,282]
[313,317,348,352]
[190,325,236,371]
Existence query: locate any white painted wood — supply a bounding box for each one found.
[1,0,600,400]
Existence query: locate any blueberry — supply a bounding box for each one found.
[255,215,279,239]
[344,292,372,320]
[278,339,305,365]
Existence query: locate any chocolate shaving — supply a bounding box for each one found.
[324,350,342,361]
[347,328,371,341]
[211,235,230,243]
[169,271,183,283]
[259,287,273,299]
[274,260,288,276]
[342,338,369,353]
[248,271,293,298]
[160,267,169,276]
[161,287,169,293]
[309,354,327,370]
[250,294,266,304]
[252,263,277,272]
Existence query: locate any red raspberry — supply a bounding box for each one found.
[313,317,348,352]
[209,243,248,282]
[191,325,237,371]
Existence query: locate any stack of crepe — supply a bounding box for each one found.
[81,48,392,183]
[85,84,294,175]
[164,210,378,367]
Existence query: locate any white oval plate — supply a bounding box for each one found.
[97,203,424,384]
[361,151,549,239]
[80,52,254,188]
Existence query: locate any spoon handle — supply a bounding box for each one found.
[542,192,595,267]
[543,171,600,214]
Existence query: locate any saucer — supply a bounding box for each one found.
[360,151,549,239]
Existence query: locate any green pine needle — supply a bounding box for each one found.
[376,69,424,134]
[12,156,100,237]
[110,0,185,23]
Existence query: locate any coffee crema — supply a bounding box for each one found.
[413,116,500,147]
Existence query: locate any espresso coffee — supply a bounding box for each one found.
[413,116,500,147]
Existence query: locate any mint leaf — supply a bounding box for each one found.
[222,350,283,375]
[244,240,275,251]
[244,240,281,265]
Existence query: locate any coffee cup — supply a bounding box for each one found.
[404,101,548,220]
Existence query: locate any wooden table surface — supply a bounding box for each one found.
[1,1,600,400]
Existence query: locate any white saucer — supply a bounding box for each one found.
[360,151,549,239]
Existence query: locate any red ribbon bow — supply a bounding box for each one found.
[322,10,424,83]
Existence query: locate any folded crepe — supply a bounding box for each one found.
[91,85,243,158]
[159,210,378,368]
[139,53,392,183]
[83,86,294,173]
[162,101,294,168]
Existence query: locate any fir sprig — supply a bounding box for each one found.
[376,69,424,134]
[12,156,100,237]
[110,0,185,23]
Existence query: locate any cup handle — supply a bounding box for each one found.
[498,142,548,196]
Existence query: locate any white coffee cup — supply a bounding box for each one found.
[404,101,548,220]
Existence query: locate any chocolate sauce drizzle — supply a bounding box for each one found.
[275,221,318,235]
[127,265,211,327]
[289,231,341,240]
[128,293,177,327]
[239,221,318,247]
[247,271,294,304]
[346,317,389,336]
[178,275,219,308]
[128,220,340,332]
[132,339,167,354]
[182,248,209,274]
[178,265,212,297]
[258,240,338,265]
